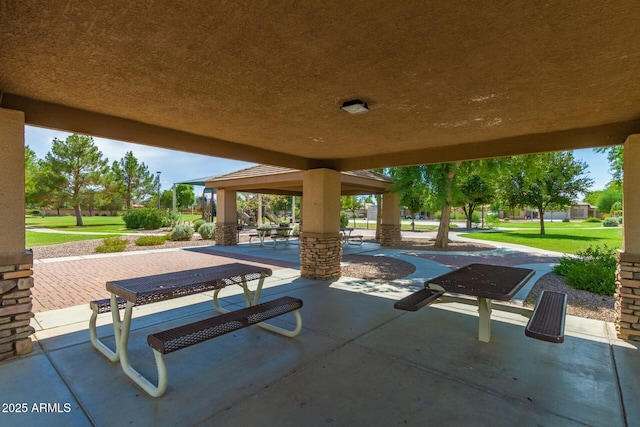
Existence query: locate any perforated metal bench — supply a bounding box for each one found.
[394,287,445,311]
[346,235,364,245]
[146,296,303,395]
[525,291,567,343]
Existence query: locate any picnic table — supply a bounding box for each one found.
[249,226,293,247]
[395,263,536,343]
[89,263,303,396]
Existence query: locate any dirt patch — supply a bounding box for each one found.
[341,255,416,282]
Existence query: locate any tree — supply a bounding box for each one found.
[458,161,497,229]
[43,134,109,226]
[595,146,623,188]
[340,195,363,227]
[174,184,195,210]
[111,151,156,209]
[500,152,593,235]
[389,166,428,231]
[424,162,462,248]
[595,187,622,214]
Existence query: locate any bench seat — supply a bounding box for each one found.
[346,235,363,245]
[89,297,128,314]
[394,287,445,311]
[148,296,303,355]
[525,291,567,343]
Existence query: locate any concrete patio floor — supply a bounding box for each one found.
[2,239,639,426]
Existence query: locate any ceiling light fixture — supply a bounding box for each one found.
[340,99,369,114]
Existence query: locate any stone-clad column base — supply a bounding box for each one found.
[380,224,402,247]
[616,251,640,341]
[215,222,238,246]
[0,250,35,361]
[300,233,342,280]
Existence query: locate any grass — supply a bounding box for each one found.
[26,215,134,233]
[459,227,622,254]
[26,231,120,247]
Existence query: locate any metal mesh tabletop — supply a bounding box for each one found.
[106,263,272,305]
[427,263,535,301]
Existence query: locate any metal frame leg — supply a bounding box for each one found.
[88,294,125,362]
[116,300,167,397]
[477,297,492,343]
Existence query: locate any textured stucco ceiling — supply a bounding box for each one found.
[2,1,640,170]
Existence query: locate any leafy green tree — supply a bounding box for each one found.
[423,162,462,247]
[500,152,593,235]
[458,161,496,229]
[341,195,363,227]
[111,151,156,209]
[389,166,428,231]
[174,184,195,209]
[43,134,109,226]
[595,146,623,188]
[595,187,622,214]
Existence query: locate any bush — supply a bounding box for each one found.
[122,208,165,230]
[135,235,168,246]
[162,211,181,228]
[170,223,194,241]
[553,245,617,296]
[95,237,128,253]
[485,214,500,229]
[602,217,619,227]
[583,217,602,223]
[562,218,570,222]
[193,219,206,232]
[198,222,216,239]
[340,212,349,228]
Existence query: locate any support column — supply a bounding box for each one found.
[300,169,342,280]
[0,108,34,360]
[215,188,238,246]
[616,134,640,341]
[380,192,402,246]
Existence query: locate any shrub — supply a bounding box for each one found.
[170,223,194,241]
[583,217,602,223]
[198,222,216,239]
[340,212,349,228]
[122,208,165,230]
[503,217,510,222]
[95,237,128,253]
[193,219,206,232]
[617,216,623,224]
[562,218,570,222]
[135,235,168,246]
[162,210,181,228]
[553,245,617,296]
[602,217,619,227]
[485,214,500,229]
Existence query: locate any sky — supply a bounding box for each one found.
[25,125,614,196]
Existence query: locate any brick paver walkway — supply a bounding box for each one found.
[32,249,285,313]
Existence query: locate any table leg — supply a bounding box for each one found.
[477,297,492,343]
[116,300,168,397]
[88,294,122,362]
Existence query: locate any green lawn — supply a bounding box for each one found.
[26,231,120,247]
[25,213,205,247]
[494,220,603,229]
[459,227,622,254]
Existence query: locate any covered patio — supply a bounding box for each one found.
[5,242,640,426]
[1,2,640,424]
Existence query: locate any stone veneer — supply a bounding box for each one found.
[616,251,640,341]
[215,222,238,246]
[379,224,402,247]
[0,250,35,361]
[300,233,342,280]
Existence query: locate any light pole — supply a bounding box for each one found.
[156,171,161,209]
